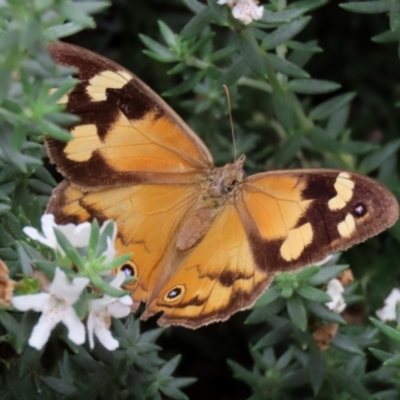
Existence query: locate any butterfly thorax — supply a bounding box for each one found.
[208,154,246,198]
[176,155,245,252]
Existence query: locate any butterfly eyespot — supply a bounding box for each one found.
[352,203,367,218]
[120,261,137,278]
[164,285,185,303]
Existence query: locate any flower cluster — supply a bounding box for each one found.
[11,215,132,351]
[218,0,264,25]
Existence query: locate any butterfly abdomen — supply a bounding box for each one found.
[176,157,246,251]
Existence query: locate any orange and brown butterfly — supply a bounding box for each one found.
[46,42,399,329]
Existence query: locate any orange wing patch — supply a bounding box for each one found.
[142,203,273,328]
[64,110,207,173]
[243,175,312,241]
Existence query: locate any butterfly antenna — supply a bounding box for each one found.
[223,85,237,162]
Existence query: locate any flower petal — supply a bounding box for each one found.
[62,309,86,345]
[87,313,96,349]
[110,271,126,288]
[60,222,91,248]
[50,268,89,304]
[376,288,400,321]
[28,313,59,350]
[12,293,50,312]
[108,299,132,319]
[94,324,119,350]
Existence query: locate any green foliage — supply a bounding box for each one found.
[1,0,400,399]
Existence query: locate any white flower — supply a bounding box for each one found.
[218,0,236,5]
[12,267,89,350]
[24,214,117,262]
[24,214,91,255]
[219,0,264,25]
[87,271,132,350]
[376,288,400,322]
[325,279,346,313]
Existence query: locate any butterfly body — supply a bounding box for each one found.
[46,42,399,328]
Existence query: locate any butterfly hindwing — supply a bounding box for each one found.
[142,202,273,327]
[47,180,199,309]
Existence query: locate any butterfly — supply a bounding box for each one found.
[46,42,399,329]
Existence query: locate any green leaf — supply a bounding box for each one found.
[308,265,348,285]
[372,30,399,43]
[262,17,311,50]
[384,354,400,367]
[139,34,176,62]
[0,311,20,340]
[307,347,324,394]
[305,300,346,323]
[271,90,296,130]
[390,0,400,31]
[265,53,309,78]
[368,347,394,362]
[158,20,178,49]
[159,355,181,377]
[262,9,304,23]
[39,119,71,141]
[287,40,322,52]
[272,135,302,166]
[253,286,280,308]
[18,345,44,376]
[162,71,205,96]
[309,92,356,120]
[311,122,345,150]
[331,333,364,355]
[340,1,391,13]
[297,285,332,303]
[181,7,213,39]
[290,0,329,12]
[287,295,308,331]
[208,0,228,25]
[67,1,110,14]
[89,273,128,297]
[358,139,400,174]
[329,370,371,400]
[289,79,340,94]
[53,229,84,270]
[208,45,236,62]
[370,317,400,342]
[160,386,188,400]
[238,33,266,78]
[16,241,33,276]
[295,266,320,281]
[182,0,207,13]
[254,323,292,349]
[340,141,378,155]
[88,219,100,256]
[217,58,249,86]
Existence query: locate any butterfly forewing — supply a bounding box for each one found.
[47,42,213,188]
[238,169,399,273]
